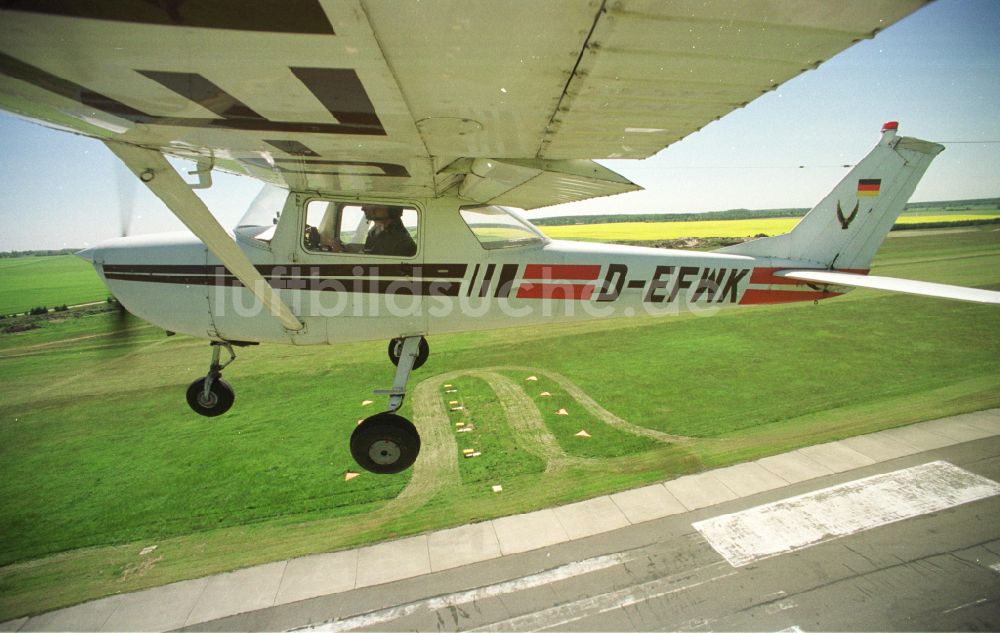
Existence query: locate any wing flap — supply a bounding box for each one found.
[444,158,639,209]
[778,270,1000,305]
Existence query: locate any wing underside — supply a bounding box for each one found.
[0,0,927,207]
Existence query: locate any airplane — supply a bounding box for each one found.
[1,2,997,476]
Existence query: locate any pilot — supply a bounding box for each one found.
[362,205,417,256]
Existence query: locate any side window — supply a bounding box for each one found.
[460,205,546,250]
[304,201,418,257]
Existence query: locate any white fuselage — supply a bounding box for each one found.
[84,195,845,345]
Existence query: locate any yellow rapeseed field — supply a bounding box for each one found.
[538,214,1000,242]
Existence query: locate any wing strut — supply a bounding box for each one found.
[104,141,304,332]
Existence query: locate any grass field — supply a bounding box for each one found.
[0,227,998,619]
[0,255,108,315]
[538,214,1000,242]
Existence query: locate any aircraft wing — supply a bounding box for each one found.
[777,270,1000,305]
[0,1,926,208]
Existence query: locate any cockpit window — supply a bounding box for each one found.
[460,206,547,250]
[304,200,418,257]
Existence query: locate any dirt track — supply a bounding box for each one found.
[377,367,688,518]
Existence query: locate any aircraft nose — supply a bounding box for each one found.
[76,246,97,263]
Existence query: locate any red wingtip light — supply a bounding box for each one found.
[882,121,899,132]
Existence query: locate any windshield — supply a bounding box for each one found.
[460,206,548,250]
[235,184,288,243]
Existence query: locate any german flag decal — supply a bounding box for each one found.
[857,178,881,197]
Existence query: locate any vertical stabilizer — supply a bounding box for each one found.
[717,123,944,270]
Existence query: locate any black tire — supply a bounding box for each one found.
[186,377,235,417]
[350,412,421,474]
[387,337,429,370]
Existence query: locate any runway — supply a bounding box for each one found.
[6,409,1000,632]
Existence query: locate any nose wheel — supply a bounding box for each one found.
[187,341,237,417]
[352,336,427,474]
[186,376,235,416]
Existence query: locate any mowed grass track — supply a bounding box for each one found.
[0,228,998,618]
[0,255,107,314]
[539,214,1000,241]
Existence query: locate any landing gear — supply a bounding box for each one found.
[186,376,235,416]
[350,412,421,475]
[352,336,428,474]
[388,336,428,370]
[187,342,236,417]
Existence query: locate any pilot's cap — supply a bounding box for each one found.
[364,204,401,219]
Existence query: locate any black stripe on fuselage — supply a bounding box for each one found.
[493,264,518,299]
[466,264,480,298]
[478,264,496,298]
[103,263,468,278]
[102,263,468,297]
[103,272,461,297]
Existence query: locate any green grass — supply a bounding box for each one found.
[0,227,998,619]
[446,377,547,484]
[0,255,108,315]
[512,372,661,458]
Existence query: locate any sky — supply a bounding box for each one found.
[0,0,998,251]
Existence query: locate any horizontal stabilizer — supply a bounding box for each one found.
[777,270,1000,305]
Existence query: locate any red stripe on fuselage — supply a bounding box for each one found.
[515,283,595,300]
[522,264,601,280]
[749,267,869,286]
[740,289,843,305]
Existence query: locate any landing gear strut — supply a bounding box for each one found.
[388,336,428,370]
[351,336,427,474]
[186,342,236,417]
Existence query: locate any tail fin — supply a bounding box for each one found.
[718,123,944,270]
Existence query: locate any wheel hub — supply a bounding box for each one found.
[369,439,401,465]
[197,391,219,408]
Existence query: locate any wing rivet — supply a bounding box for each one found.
[140,169,155,182]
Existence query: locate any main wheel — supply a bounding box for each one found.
[350,412,421,474]
[186,377,235,417]
[387,337,429,370]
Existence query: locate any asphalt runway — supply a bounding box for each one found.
[186,431,1000,631]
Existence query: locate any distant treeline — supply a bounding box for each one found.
[0,248,79,258]
[904,197,1000,210]
[532,197,1000,226]
[893,217,1000,231]
[533,208,809,226]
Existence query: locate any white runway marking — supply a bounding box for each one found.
[693,461,1000,567]
[467,565,738,632]
[942,597,988,614]
[295,553,630,632]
